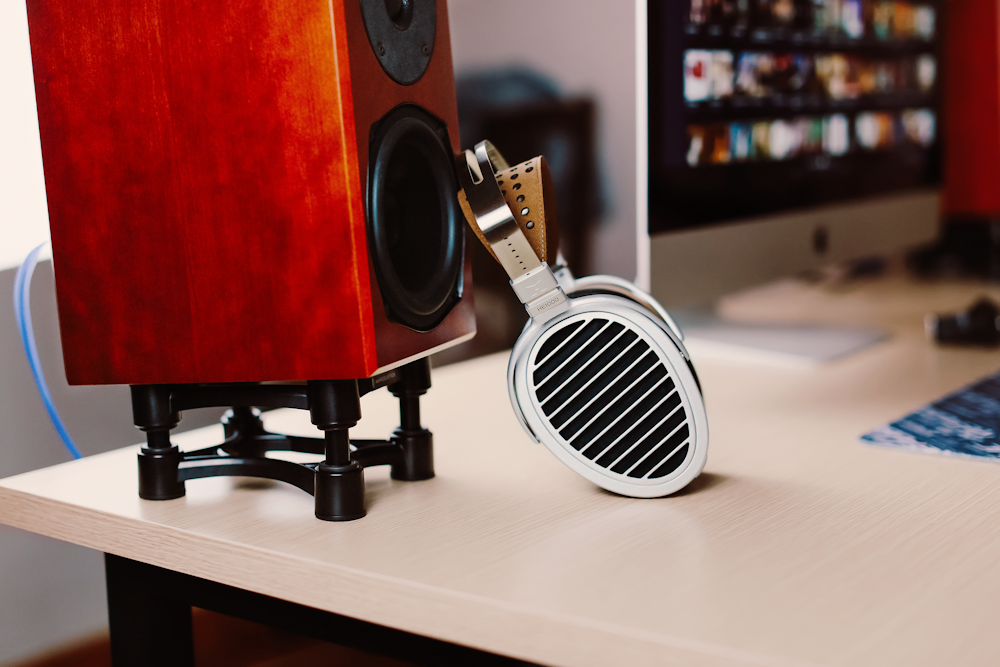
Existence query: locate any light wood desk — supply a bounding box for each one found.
[3,271,1000,667]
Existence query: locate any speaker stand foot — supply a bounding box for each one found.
[128,359,435,521]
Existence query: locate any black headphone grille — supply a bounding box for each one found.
[530,316,691,480]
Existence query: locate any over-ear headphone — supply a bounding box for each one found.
[457,140,708,497]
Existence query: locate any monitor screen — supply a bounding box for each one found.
[648,0,942,234]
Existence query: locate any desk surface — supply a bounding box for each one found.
[4,272,1000,667]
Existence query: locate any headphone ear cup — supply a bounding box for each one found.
[508,294,708,498]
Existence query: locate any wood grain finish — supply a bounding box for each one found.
[4,272,1000,666]
[25,0,473,385]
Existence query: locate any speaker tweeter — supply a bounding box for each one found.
[360,0,436,85]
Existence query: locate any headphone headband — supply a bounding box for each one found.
[457,141,568,320]
[457,141,541,279]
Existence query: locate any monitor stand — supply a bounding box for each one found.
[671,307,888,366]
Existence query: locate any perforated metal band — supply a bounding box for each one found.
[457,142,541,279]
[457,140,569,319]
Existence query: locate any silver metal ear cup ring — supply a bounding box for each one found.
[458,140,709,498]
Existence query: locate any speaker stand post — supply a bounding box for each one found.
[389,358,434,481]
[310,380,366,521]
[131,359,435,521]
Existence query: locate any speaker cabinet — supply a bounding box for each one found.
[26,0,474,386]
[943,0,1000,218]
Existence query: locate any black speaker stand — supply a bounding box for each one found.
[130,359,433,521]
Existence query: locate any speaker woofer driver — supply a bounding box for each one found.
[368,105,463,332]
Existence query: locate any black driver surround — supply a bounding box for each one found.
[367,105,464,332]
[359,0,436,86]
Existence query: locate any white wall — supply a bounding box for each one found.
[0,0,50,272]
[448,0,639,280]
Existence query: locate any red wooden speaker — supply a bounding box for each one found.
[942,0,1000,218]
[26,0,475,386]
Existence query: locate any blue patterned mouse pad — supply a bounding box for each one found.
[862,371,1000,462]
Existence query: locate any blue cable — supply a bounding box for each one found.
[13,244,82,460]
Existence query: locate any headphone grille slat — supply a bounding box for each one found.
[541,329,637,416]
[610,418,689,476]
[648,443,690,479]
[629,431,690,478]
[535,322,625,403]
[534,319,584,366]
[532,319,607,385]
[547,339,647,428]
[582,385,681,462]
[595,395,685,469]
[567,364,667,449]
[558,353,659,440]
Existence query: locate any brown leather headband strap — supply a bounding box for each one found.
[456,140,570,319]
[458,152,560,268]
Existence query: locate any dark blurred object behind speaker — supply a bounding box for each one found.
[910,0,1000,281]
[927,296,1000,347]
[435,69,603,365]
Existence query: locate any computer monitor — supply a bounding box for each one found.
[637,0,941,359]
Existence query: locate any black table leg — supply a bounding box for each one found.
[103,553,539,667]
[106,553,195,667]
